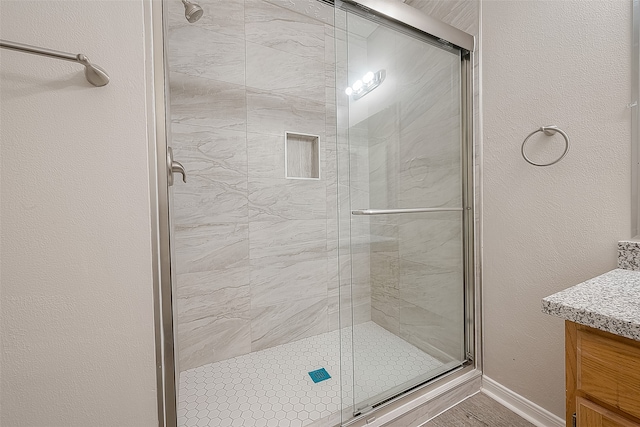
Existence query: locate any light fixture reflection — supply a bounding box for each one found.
[344,69,386,100]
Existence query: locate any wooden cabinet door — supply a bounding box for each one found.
[577,329,640,420]
[577,398,640,427]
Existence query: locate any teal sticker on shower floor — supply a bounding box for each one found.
[308,368,331,383]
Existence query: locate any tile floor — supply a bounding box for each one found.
[177,321,451,427]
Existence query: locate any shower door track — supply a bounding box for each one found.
[339,0,474,51]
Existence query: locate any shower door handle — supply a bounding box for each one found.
[167,147,186,186]
[172,161,187,183]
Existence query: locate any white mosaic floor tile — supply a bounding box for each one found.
[178,322,446,427]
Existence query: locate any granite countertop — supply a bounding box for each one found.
[542,269,640,341]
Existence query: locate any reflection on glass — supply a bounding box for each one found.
[335,7,467,419]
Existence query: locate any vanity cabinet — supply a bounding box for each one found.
[566,321,640,427]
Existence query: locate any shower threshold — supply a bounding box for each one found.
[177,321,456,427]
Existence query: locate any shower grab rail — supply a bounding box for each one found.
[351,207,464,215]
[0,39,110,87]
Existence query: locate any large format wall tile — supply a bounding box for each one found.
[325,150,338,224]
[246,42,325,101]
[325,24,337,92]
[250,257,327,308]
[171,123,247,179]
[247,132,285,179]
[250,296,328,352]
[170,123,249,224]
[248,215,329,324]
[328,287,372,331]
[335,279,372,315]
[397,165,461,209]
[398,301,464,361]
[368,136,399,209]
[370,250,400,333]
[398,258,463,321]
[397,213,463,268]
[174,223,249,274]
[246,88,325,137]
[177,269,251,324]
[178,313,251,371]
[169,25,245,86]
[245,0,325,59]
[249,219,327,262]
[248,177,327,221]
[172,175,248,225]
[399,112,460,171]
[170,72,246,132]
[264,0,334,25]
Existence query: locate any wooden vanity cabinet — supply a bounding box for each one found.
[566,321,640,427]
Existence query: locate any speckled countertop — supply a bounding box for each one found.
[542,269,640,341]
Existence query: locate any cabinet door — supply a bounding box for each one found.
[577,329,640,420]
[577,397,640,427]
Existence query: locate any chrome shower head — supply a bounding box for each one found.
[182,0,203,23]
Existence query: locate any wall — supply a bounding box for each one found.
[0,1,158,426]
[168,0,372,371]
[483,0,631,418]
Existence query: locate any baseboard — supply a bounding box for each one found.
[481,376,565,427]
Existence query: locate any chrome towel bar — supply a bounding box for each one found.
[351,208,464,215]
[0,39,110,87]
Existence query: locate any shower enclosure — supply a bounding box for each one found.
[156,0,476,425]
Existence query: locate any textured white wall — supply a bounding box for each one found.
[0,1,158,425]
[483,0,632,417]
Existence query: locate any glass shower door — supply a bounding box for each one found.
[335,4,469,417]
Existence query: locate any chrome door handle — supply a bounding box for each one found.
[167,147,186,186]
[172,161,187,183]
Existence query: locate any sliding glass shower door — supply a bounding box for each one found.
[164,0,474,424]
[335,3,472,418]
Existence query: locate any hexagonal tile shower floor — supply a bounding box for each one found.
[177,321,446,427]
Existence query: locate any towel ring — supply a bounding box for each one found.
[521,126,570,167]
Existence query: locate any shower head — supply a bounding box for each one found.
[182,0,203,23]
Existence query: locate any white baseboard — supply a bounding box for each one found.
[481,376,565,427]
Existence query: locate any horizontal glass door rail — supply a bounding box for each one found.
[351,207,464,215]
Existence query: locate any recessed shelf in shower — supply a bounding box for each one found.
[285,131,320,180]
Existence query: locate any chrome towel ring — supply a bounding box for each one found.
[521,126,570,167]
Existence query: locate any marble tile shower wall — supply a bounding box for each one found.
[168,0,373,371]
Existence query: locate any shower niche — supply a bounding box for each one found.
[285,131,320,180]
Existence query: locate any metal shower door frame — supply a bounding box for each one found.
[147,0,178,426]
[146,0,481,425]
